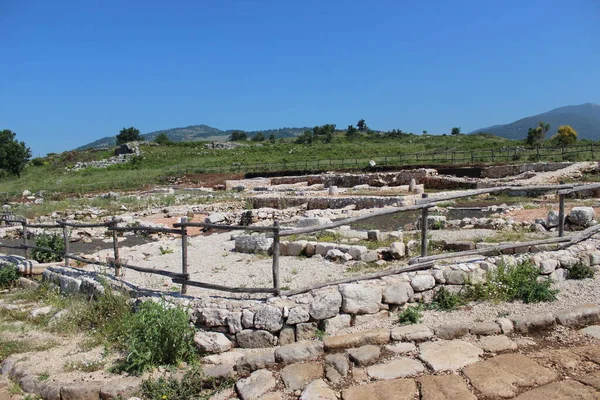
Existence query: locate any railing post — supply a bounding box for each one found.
[272,220,281,296]
[62,222,70,266]
[111,218,121,276]
[180,218,189,295]
[421,194,429,257]
[558,193,565,237]
[22,221,29,259]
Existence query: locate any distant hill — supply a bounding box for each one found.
[75,125,310,150]
[470,103,600,140]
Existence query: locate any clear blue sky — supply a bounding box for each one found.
[1,0,599,156]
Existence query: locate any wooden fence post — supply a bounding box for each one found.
[111,219,121,276]
[421,194,429,257]
[272,220,281,296]
[180,218,189,295]
[22,221,29,259]
[558,193,565,237]
[62,223,70,266]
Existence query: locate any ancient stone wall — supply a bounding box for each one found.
[480,162,573,179]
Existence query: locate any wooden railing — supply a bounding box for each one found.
[2,182,600,297]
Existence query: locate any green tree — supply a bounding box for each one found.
[422,130,428,135]
[526,121,550,146]
[295,130,315,144]
[313,124,336,143]
[154,133,171,145]
[553,125,578,146]
[0,129,31,177]
[229,130,247,141]
[346,125,359,140]
[252,132,265,142]
[357,119,367,131]
[451,127,462,135]
[116,127,141,145]
[268,133,276,143]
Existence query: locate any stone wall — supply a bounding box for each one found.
[249,195,411,210]
[270,169,438,188]
[480,162,573,179]
[41,238,600,353]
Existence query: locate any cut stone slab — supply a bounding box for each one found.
[576,370,600,390]
[391,324,434,342]
[418,375,477,400]
[470,322,501,336]
[513,380,598,400]
[512,312,556,333]
[274,341,324,365]
[60,381,102,400]
[419,340,483,371]
[366,357,425,379]
[309,290,343,320]
[580,325,600,339]
[236,350,276,375]
[325,353,349,377]
[384,342,416,354]
[324,328,390,351]
[341,378,418,400]
[280,362,323,392]
[194,331,233,354]
[237,329,275,348]
[554,304,600,327]
[434,322,469,340]
[299,379,337,400]
[463,353,558,399]
[339,284,382,314]
[348,345,381,366]
[478,335,518,353]
[322,314,351,335]
[236,369,277,400]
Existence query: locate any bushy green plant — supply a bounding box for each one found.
[568,263,595,280]
[429,288,465,311]
[31,233,65,263]
[139,366,232,400]
[398,305,423,325]
[118,300,196,374]
[466,261,558,303]
[0,264,19,289]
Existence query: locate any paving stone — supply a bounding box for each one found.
[478,335,518,352]
[514,380,599,400]
[580,325,600,339]
[434,322,469,339]
[256,393,284,400]
[324,328,390,351]
[576,370,600,389]
[354,310,390,327]
[325,365,343,383]
[274,341,324,365]
[341,378,418,400]
[348,345,381,366]
[236,369,277,400]
[366,357,425,379]
[325,353,349,377]
[512,312,556,333]
[497,317,514,334]
[463,353,558,398]
[61,382,102,400]
[236,350,276,375]
[391,324,433,342]
[299,379,337,400]
[280,362,323,392]
[574,345,600,363]
[531,348,586,371]
[419,340,483,371]
[203,364,236,381]
[384,342,416,354]
[418,375,477,400]
[470,322,501,336]
[351,367,368,382]
[554,304,600,327]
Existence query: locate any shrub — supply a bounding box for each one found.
[31,233,65,263]
[398,305,423,325]
[466,261,558,303]
[568,263,595,280]
[139,366,233,400]
[118,300,196,374]
[0,264,19,289]
[429,288,465,311]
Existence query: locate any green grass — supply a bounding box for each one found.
[397,305,423,325]
[428,288,466,311]
[0,338,56,359]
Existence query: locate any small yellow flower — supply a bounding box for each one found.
[162,396,167,399]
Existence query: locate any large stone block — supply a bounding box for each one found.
[340,284,382,314]
[309,289,342,320]
[382,282,413,305]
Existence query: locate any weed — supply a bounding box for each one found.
[31,233,65,263]
[466,261,558,303]
[38,372,49,381]
[291,268,298,275]
[428,288,465,311]
[0,338,56,360]
[315,329,327,341]
[398,305,423,325]
[63,359,105,373]
[568,263,595,280]
[115,300,197,375]
[8,381,23,395]
[280,285,291,291]
[0,264,18,289]
[159,246,174,255]
[139,365,234,400]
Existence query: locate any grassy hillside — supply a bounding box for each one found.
[471,103,600,140]
[2,132,595,197]
[75,125,310,150]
